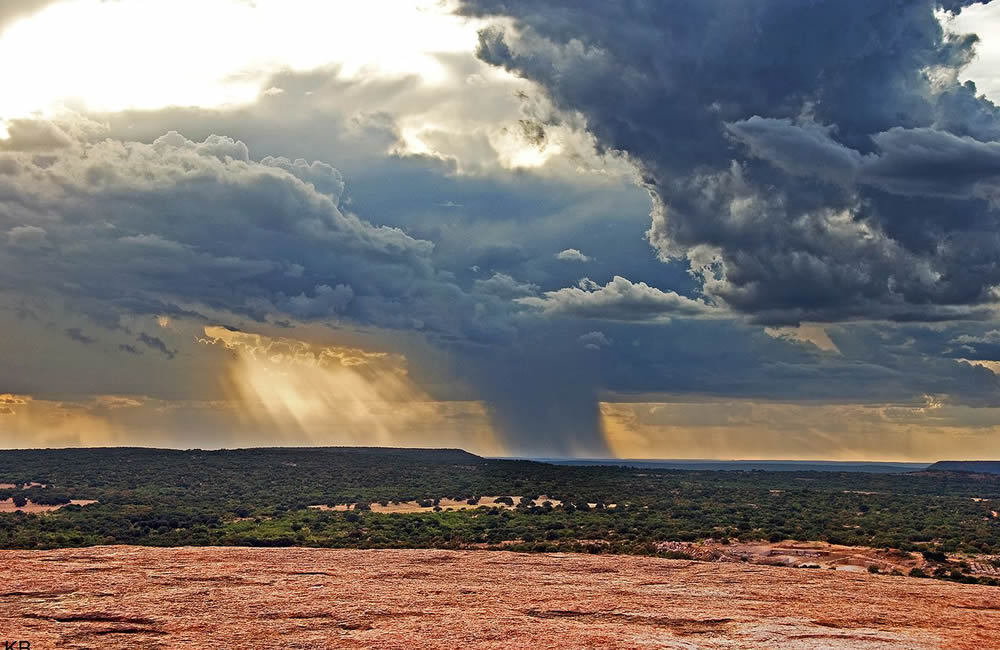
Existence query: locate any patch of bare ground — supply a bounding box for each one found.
[1,547,998,649]
[654,539,994,576]
[308,495,562,513]
[0,499,97,513]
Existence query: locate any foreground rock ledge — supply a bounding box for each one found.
[2,547,997,649]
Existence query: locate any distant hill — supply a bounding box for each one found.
[532,459,929,473]
[926,461,1000,474]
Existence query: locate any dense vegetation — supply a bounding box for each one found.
[1,447,999,584]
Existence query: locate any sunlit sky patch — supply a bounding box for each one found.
[0,0,490,131]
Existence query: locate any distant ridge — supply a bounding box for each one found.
[926,460,1000,474]
[526,459,929,473]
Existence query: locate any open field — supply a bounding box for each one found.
[308,495,564,513]
[0,499,97,514]
[1,546,997,649]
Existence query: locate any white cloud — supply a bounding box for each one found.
[578,330,610,350]
[555,248,591,262]
[946,3,1000,101]
[954,330,1000,344]
[517,276,717,321]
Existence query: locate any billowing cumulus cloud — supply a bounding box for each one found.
[577,330,610,350]
[0,118,75,151]
[555,248,591,262]
[518,275,717,321]
[0,126,472,336]
[460,0,1000,324]
[727,118,1000,200]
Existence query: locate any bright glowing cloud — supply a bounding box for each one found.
[0,0,484,126]
[945,3,1000,100]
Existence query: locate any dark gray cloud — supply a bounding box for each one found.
[460,0,1000,324]
[63,327,96,346]
[137,333,176,360]
[0,128,475,338]
[727,118,1000,199]
[473,272,538,299]
[724,117,868,185]
[864,127,1000,198]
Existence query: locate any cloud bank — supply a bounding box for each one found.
[461,0,1000,324]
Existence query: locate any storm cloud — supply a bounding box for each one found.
[0,120,615,452]
[0,127,473,336]
[461,0,1000,324]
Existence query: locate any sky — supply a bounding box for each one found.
[3,0,1000,460]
